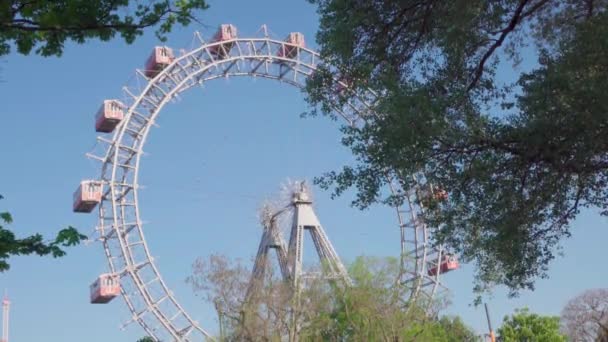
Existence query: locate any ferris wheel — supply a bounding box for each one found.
[72,24,458,341]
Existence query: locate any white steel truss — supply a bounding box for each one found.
[246,206,291,301]
[286,184,351,288]
[246,184,350,302]
[84,25,450,341]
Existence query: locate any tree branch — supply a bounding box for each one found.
[1,5,187,33]
[467,0,551,91]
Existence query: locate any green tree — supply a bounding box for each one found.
[0,195,86,271]
[498,308,566,342]
[0,0,209,56]
[304,256,430,341]
[188,253,472,341]
[306,0,608,296]
[136,337,155,342]
[438,316,480,342]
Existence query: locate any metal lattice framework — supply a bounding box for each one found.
[246,204,291,300]
[247,182,351,300]
[285,184,351,287]
[85,26,450,341]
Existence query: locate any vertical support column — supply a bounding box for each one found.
[2,293,9,342]
[287,215,304,290]
[269,218,291,280]
[287,185,350,286]
[247,213,291,302]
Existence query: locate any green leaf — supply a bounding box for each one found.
[0,212,12,224]
[2,0,210,56]
[306,0,608,297]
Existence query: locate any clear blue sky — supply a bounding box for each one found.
[0,1,606,340]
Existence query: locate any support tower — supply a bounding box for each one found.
[247,181,350,299]
[1,293,9,342]
[287,183,350,289]
[246,205,291,299]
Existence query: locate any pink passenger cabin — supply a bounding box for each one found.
[144,46,175,78]
[90,273,120,304]
[95,99,124,133]
[278,32,305,59]
[427,255,459,276]
[208,24,237,59]
[419,185,448,207]
[431,187,448,201]
[73,180,103,213]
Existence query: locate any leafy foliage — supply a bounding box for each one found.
[0,195,86,272]
[0,0,209,56]
[438,316,480,342]
[306,0,608,296]
[188,254,477,341]
[497,308,566,342]
[136,337,155,342]
[305,256,426,340]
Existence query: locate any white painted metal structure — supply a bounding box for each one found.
[82,25,451,341]
[1,293,9,342]
[286,183,350,287]
[247,182,350,300]
[245,204,291,300]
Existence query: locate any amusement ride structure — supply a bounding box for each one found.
[73,24,459,341]
[247,181,351,301]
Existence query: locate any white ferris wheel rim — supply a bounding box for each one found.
[91,29,447,341]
